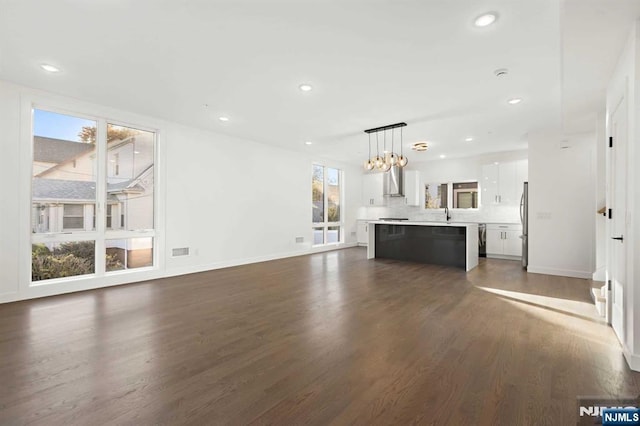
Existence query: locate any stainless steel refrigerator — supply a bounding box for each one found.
[520,182,529,268]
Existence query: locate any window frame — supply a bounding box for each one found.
[27,103,160,286]
[312,163,343,246]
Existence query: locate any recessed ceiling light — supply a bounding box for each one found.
[439,154,446,159]
[474,12,498,27]
[134,151,140,154]
[507,98,523,105]
[218,116,229,122]
[298,84,313,92]
[305,141,313,145]
[465,137,474,142]
[40,63,60,73]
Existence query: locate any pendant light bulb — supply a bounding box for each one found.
[364,133,375,171]
[389,128,398,166]
[374,132,384,168]
[381,161,391,172]
[398,126,408,167]
[364,159,374,170]
[389,153,398,166]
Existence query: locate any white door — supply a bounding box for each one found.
[610,95,627,341]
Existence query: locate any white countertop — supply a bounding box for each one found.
[368,221,478,228]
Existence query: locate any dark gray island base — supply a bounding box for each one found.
[367,221,479,271]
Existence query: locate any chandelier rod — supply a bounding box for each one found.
[364,122,407,134]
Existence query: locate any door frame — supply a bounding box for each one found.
[605,79,629,343]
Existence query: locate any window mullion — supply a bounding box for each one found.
[94,119,108,276]
[324,166,329,228]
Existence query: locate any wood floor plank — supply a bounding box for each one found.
[0,247,637,425]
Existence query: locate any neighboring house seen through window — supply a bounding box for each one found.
[31,108,156,282]
[62,204,84,230]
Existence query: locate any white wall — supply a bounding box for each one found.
[358,150,528,223]
[527,129,596,279]
[0,80,362,303]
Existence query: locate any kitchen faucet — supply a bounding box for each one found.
[445,207,451,223]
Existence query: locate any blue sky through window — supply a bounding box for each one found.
[327,168,339,185]
[33,109,95,142]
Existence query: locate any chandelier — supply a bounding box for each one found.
[363,122,408,171]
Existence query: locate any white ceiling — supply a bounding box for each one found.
[0,0,638,165]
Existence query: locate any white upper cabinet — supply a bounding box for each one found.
[403,170,421,206]
[362,173,385,206]
[498,161,518,205]
[481,159,528,206]
[481,163,499,205]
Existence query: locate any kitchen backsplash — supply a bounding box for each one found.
[357,196,521,223]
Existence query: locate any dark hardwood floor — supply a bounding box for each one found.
[0,247,638,425]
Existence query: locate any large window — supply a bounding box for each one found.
[31,108,156,282]
[312,164,342,245]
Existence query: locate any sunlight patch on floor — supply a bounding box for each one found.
[475,286,614,345]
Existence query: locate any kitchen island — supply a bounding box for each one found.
[367,221,479,271]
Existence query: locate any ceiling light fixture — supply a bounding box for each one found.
[218,116,229,122]
[40,63,60,73]
[363,122,407,171]
[465,137,474,142]
[440,154,446,159]
[299,84,313,92]
[508,98,523,105]
[305,141,313,145]
[474,12,498,27]
[412,141,428,152]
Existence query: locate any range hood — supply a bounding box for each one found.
[383,165,404,197]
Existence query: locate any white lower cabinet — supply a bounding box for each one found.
[357,221,369,245]
[486,224,522,259]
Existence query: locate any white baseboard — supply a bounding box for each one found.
[526,265,592,279]
[0,243,358,304]
[486,254,521,261]
[164,242,358,279]
[592,266,606,281]
[622,344,640,372]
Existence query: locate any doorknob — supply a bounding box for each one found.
[612,236,624,242]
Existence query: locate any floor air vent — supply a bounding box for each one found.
[172,247,190,257]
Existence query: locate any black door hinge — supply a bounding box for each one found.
[608,280,612,290]
[608,208,612,219]
[609,136,613,148]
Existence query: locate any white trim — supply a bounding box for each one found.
[486,254,522,261]
[622,343,640,372]
[526,265,592,279]
[0,243,357,304]
[592,266,606,282]
[19,93,163,295]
